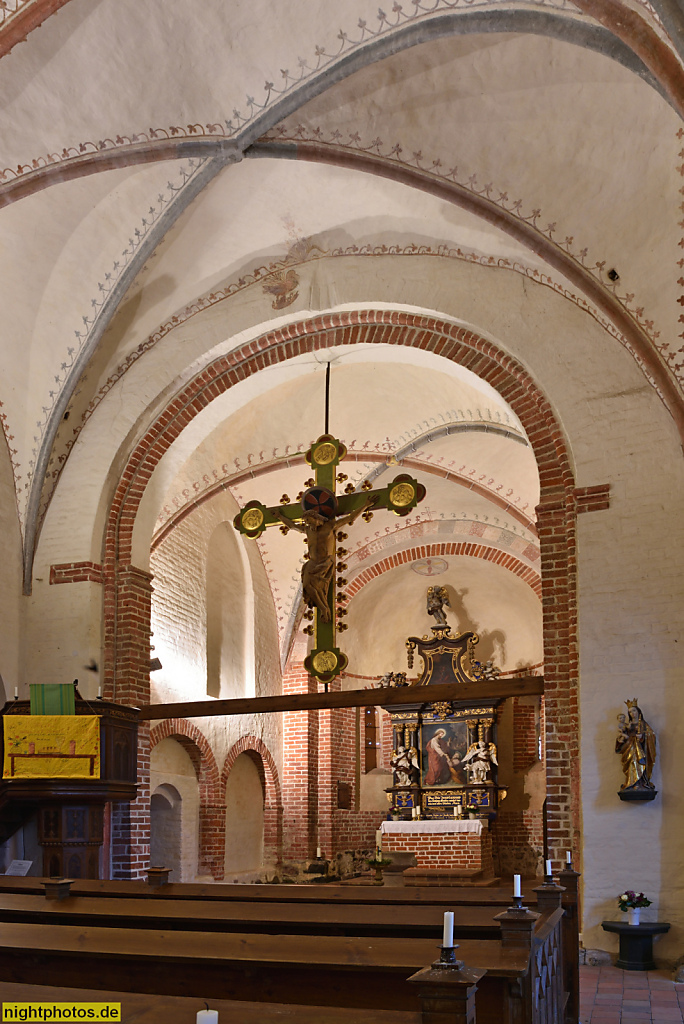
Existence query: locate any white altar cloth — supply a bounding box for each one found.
[380,819,483,836]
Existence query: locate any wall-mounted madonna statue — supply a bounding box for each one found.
[616,699,657,802]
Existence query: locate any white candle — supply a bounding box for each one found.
[375,829,382,851]
[566,850,572,865]
[316,846,322,859]
[453,806,458,819]
[442,911,454,948]
[513,874,521,898]
[13,687,18,698]
[545,859,552,877]
[197,1008,218,1024]
[97,686,102,698]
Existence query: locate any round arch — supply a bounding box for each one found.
[222,736,283,870]
[346,542,542,602]
[104,308,578,868]
[149,718,224,878]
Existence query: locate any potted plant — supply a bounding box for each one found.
[618,890,652,926]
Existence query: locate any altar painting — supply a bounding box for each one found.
[421,720,468,788]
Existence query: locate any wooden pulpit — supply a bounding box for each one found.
[1,688,138,878]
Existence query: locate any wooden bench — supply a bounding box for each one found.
[0,872,580,1023]
[0,891,502,939]
[0,979,421,1024]
[0,918,531,1016]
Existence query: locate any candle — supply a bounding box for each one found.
[13,687,18,698]
[453,806,458,819]
[316,846,322,859]
[375,829,382,851]
[442,911,454,948]
[566,850,572,865]
[545,859,552,877]
[196,1006,218,1024]
[513,874,521,898]
[97,686,102,698]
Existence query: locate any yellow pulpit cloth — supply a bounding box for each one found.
[3,716,101,779]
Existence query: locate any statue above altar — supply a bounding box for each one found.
[382,595,506,823]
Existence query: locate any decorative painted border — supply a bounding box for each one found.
[0,0,676,212]
[264,126,667,360]
[344,541,543,599]
[151,443,537,549]
[29,159,206,496]
[23,114,683,561]
[0,0,73,57]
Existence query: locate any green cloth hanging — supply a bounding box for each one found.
[29,683,75,716]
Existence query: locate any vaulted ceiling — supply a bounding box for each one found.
[1,0,682,668]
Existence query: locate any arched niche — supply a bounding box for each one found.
[206,520,252,699]
[150,783,182,881]
[149,736,199,881]
[224,751,265,878]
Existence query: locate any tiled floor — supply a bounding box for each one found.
[581,965,684,1023]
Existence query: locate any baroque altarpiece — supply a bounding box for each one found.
[385,625,505,820]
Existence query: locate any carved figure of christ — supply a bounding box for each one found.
[273,497,376,622]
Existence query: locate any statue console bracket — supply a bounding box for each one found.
[384,624,506,821]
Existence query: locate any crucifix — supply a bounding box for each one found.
[233,367,426,684]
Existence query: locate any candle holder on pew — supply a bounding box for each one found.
[365,855,392,886]
[533,863,565,912]
[432,943,464,970]
[494,878,540,947]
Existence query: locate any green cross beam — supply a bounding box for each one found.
[233,434,426,683]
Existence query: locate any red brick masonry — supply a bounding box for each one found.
[382,827,493,874]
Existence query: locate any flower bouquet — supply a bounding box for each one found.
[618,890,651,926]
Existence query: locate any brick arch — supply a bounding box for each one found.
[150,718,221,803]
[150,718,224,879]
[104,311,571,574]
[346,542,542,601]
[222,736,283,870]
[103,309,579,872]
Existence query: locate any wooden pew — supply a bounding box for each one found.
[0,874,579,1023]
[0,874,515,904]
[0,891,502,939]
[0,919,530,1017]
[0,981,421,1024]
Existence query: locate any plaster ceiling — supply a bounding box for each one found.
[0,0,680,655]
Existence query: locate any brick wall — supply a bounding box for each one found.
[382,829,493,874]
[513,697,539,773]
[282,664,318,860]
[283,662,387,863]
[492,810,544,878]
[105,565,153,880]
